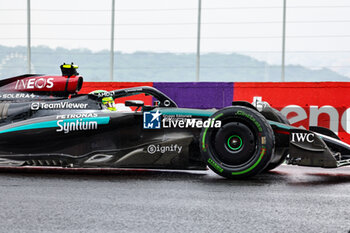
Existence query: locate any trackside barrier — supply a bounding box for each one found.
[82,82,350,143]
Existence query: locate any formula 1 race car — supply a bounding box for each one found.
[0,63,350,179]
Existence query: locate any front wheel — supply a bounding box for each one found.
[200,106,275,179]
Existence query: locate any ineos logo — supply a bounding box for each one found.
[291,133,315,143]
[15,78,54,89]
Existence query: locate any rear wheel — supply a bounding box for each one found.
[200,106,275,179]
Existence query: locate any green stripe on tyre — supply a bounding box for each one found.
[231,147,266,175]
[207,158,223,173]
[202,113,223,151]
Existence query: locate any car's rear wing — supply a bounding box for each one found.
[0,63,83,100]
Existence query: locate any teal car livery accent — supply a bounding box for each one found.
[0,117,110,134]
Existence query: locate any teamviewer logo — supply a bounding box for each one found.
[31,102,40,110]
[143,110,162,129]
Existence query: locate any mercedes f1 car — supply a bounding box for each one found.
[0,63,350,179]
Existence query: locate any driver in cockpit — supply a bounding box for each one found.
[89,90,131,112]
[101,96,116,111]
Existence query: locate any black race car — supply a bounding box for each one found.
[0,63,349,179]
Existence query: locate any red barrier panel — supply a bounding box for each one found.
[81,82,153,106]
[234,82,350,142]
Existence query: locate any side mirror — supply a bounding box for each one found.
[125,100,144,107]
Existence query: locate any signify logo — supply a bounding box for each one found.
[147,144,182,154]
[56,117,109,134]
[143,110,162,129]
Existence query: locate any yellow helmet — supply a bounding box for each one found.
[102,96,116,111]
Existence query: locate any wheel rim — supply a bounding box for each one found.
[226,135,243,151]
[213,121,257,167]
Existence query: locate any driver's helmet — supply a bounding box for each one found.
[102,96,116,111]
[89,90,116,111]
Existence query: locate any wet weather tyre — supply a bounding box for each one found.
[263,108,290,172]
[200,106,275,179]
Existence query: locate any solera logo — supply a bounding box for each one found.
[291,133,315,143]
[15,78,54,89]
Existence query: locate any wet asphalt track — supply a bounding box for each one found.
[0,165,350,233]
